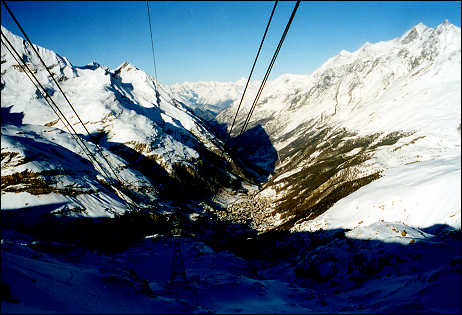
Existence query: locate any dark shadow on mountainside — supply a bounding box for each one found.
[1,106,24,126]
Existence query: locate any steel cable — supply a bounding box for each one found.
[2,36,138,212]
[1,0,134,198]
[1,33,138,211]
[227,0,278,139]
[238,0,300,138]
[146,0,159,91]
[1,2,139,211]
[1,35,100,171]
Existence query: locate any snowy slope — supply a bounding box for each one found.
[1,123,158,217]
[213,21,461,232]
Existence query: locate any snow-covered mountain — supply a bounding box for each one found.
[213,20,461,232]
[2,20,460,231]
[1,25,242,218]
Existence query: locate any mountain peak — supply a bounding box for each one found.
[435,19,459,34]
[400,22,429,44]
[360,41,372,50]
[414,22,428,33]
[116,61,138,73]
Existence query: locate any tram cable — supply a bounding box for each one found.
[1,33,138,212]
[1,0,139,211]
[238,0,301,138]
[227,0,278,139]
[146,0,159,91]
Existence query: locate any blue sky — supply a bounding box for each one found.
[1,1,460,84]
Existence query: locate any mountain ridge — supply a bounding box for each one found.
[1,25,244,218]
[210,20,461,231]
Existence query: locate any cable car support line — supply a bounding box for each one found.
[238,0,300,138]
[227,0,278,140]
